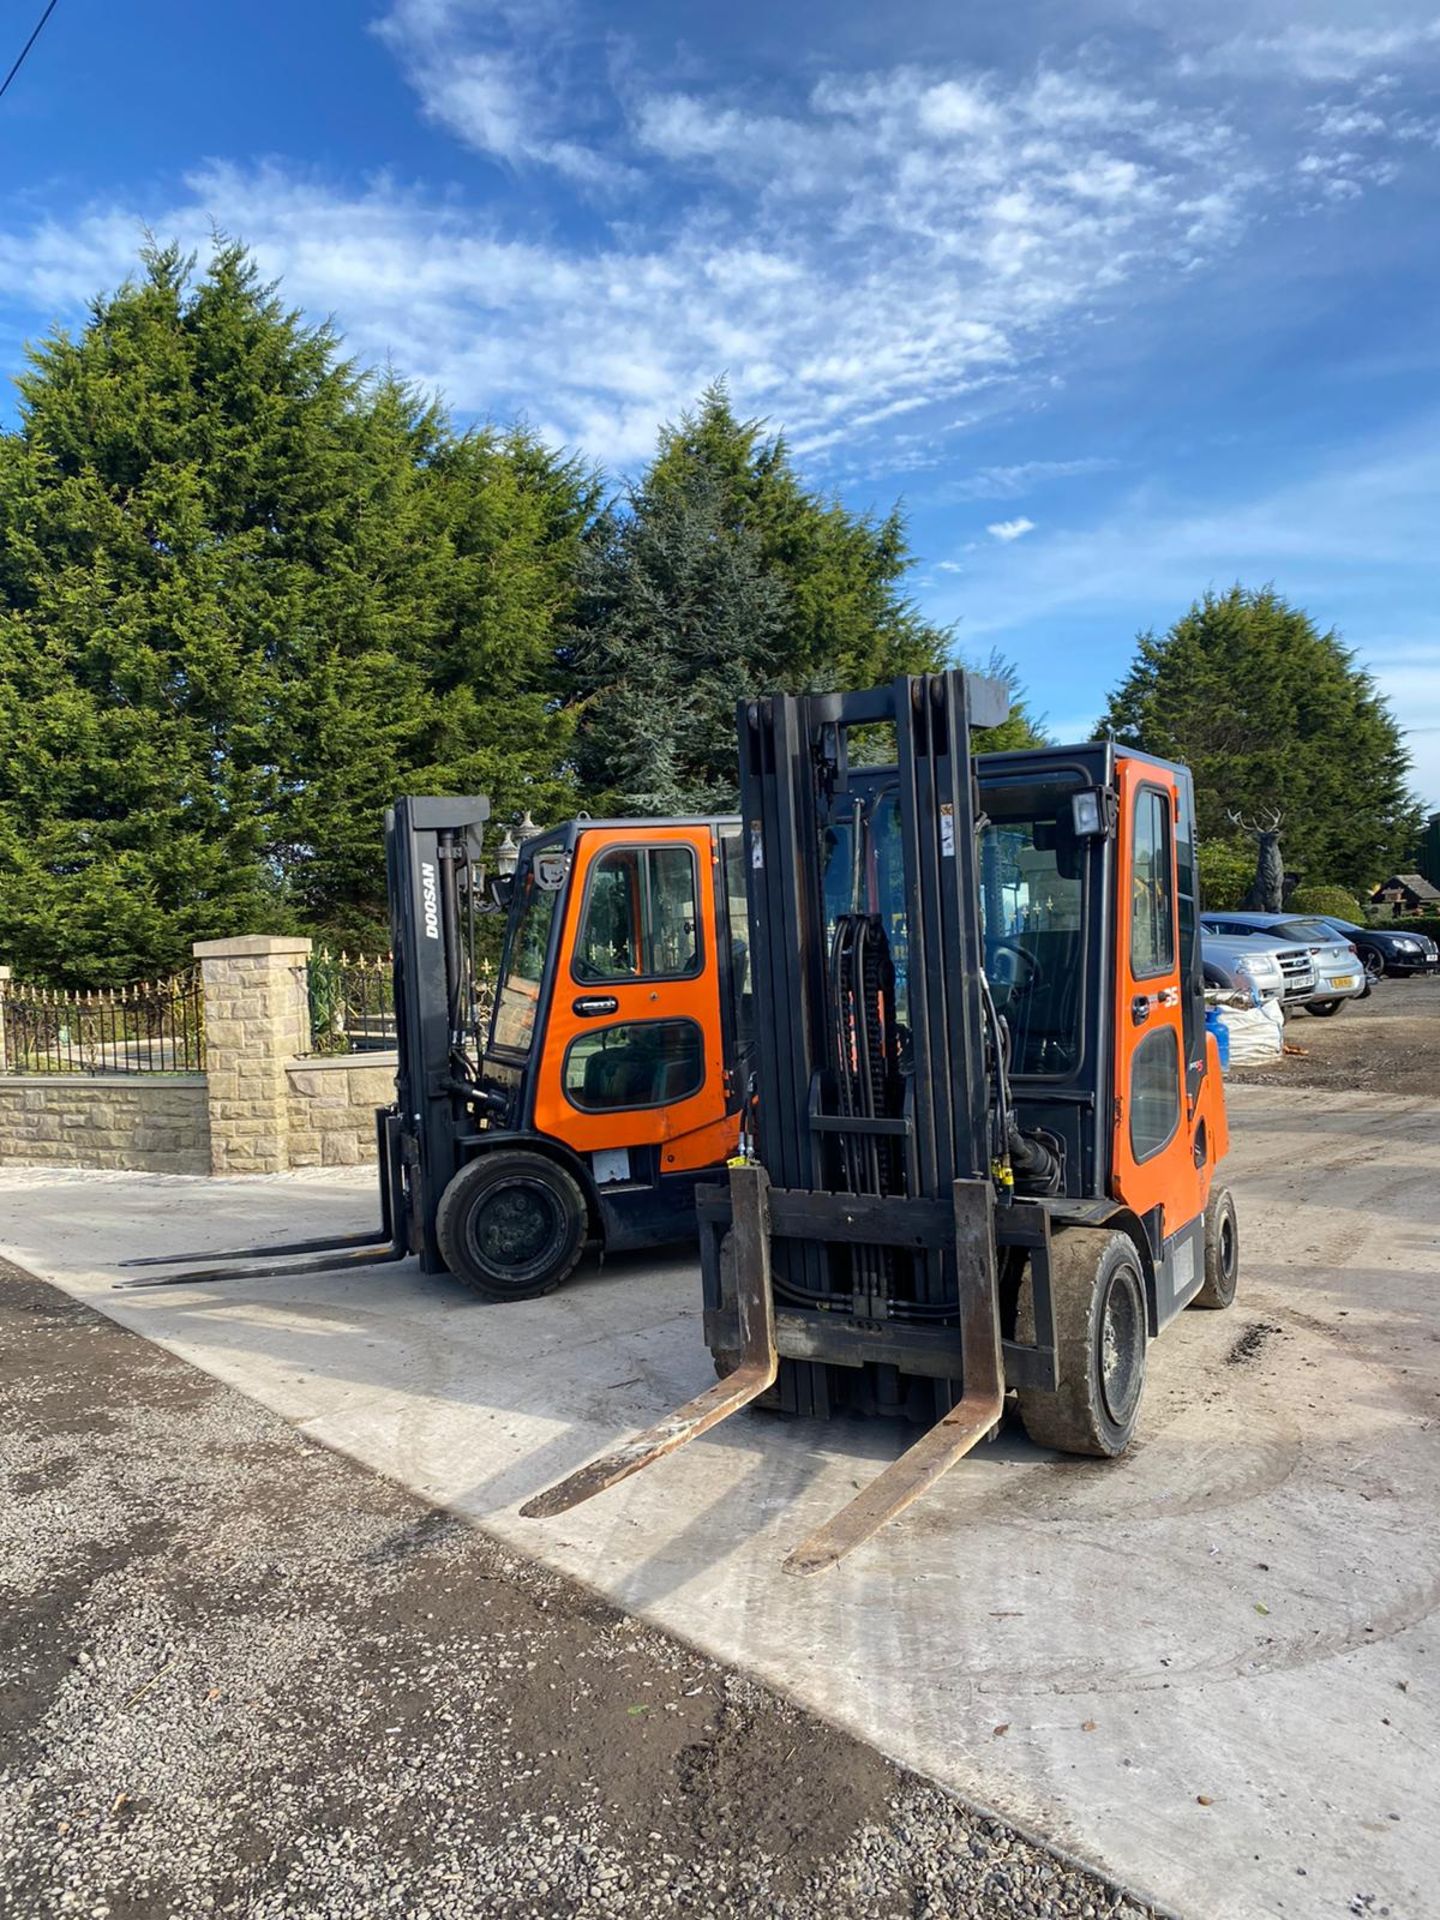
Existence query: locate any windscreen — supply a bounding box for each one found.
[491,848,563,1053]
[1277,918,1345,945]
[979,781,1086,1075]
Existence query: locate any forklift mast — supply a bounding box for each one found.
[385,795,491,1273]
[732,671,1009,1419]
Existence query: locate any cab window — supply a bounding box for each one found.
[563,1019,705,1111]
[492,854,563,1054]
[1130,1026,1181,1160]
[573,845,701,983]
[1131,788,1175,979]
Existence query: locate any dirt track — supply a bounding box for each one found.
[0,1261,1155,1920]
[1229,967,1440,1092]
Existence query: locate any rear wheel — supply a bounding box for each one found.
[1193,1184,1239,1310]
[1305,998,1344,1017]
[1017,1229,1147,1457]
[436,1151,589,1302]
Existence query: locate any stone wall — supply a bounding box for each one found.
[0,1076,209,1174]
[286,1053,397,1168]
[0,937,397,1179]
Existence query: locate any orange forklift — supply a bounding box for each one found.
[122,798,749,1298]
[520,670,1239,1569]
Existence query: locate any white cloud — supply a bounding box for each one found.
[988,516,1037,541]
[1182,19,1440,83]
[373,0,635,189]
[950,419,1440,803]
[951,456,1116,499]
[0,16,1433,469]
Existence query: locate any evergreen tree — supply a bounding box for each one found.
[1101,586,1421,894]
[569,460,790,813]
[0,243,595,978]
[645,383,947,690]
[569,385,958,809]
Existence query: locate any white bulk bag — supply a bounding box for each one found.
[1220,997,1284,1067]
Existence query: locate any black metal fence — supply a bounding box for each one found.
[2,972,206,1075]
[302,950,496,1056]
[305,950,397,1055]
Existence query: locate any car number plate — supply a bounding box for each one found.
[1332,975,1358,990]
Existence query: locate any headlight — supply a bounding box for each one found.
[1395,938,1421,951]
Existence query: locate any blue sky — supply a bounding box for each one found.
[3,0,1439,805]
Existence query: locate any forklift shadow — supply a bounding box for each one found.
[113,1237,1060,1590]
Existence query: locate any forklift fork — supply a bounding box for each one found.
[114,1112,410,1291]
[782,1176,1004,1575]
[520,1166,778,1520]
[522,1167,1005,1574]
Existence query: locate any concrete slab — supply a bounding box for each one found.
[3,1084,1438,1920]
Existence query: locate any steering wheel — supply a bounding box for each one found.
[989,939,1045,1007]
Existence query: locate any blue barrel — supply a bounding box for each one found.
[1205,1005,1230,1071]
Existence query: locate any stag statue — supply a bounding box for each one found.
[1229,808,1286,913]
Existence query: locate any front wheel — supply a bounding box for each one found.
[436,1151,589,1301]
[1362,950,1385,983]
[1192,1185,1239,1310]
[1017,1229,1148,1457]
[1305,998,1344,1017]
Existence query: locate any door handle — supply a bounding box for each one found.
[1131,994,1151,1025]
[572,995,619,1018]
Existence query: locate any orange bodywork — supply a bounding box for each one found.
[530,825,741,1170]
[1111,755,1225,1240]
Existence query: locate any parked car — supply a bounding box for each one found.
[1309,915,1439,981]
[1200,913,1368,1016]
[1200,928,1287,1004]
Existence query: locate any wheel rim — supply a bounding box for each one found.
[1099,1266,1145,1426]
[1364,952,1384,981]
[468,1180,562,1276]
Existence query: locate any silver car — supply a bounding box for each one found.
[1200,928,1288,1004]
[1201,913,1367,1016]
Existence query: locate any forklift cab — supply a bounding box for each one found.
[976,743,1228,1314]
[447,817,746,1297]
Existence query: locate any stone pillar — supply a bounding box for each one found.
[0,966,10,1073]
[194,935,312,1175]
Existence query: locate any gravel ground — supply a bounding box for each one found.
[1229,967,1440,1092]
[0,1262,1160,1920]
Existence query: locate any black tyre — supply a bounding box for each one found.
[1193,1184,1239,1310]
[1017,1228,1147,1458]
[1362,949,1385,983]
[436,1151,589,1301]
[1305,998,1344,1017]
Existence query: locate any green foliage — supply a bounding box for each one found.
[1197,839,1257,910]
[568,462,790,814]
[646,383,947,691]
[1,258,1052,976]
[1290,884,1364,921]
[1102,586,1422,896]
[569,385,954,812]
[0,243,596,979]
